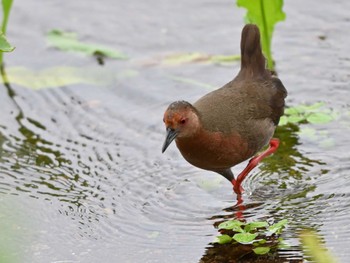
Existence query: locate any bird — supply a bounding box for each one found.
[161,24,287,195]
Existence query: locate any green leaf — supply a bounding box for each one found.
[244,221,269,233]
[237,0,286,70]
[1,0,13,34]
[216,234,232,244]
[300,230,338,263]
[233,232,258,244]
[196,177,223,191]
[253,246,270,255]
[268,219,288,235]
[210,54,240,64]
[168,75,215,89]
[162,52,240,66]
[163,52,208,65]
[281,102,337,126]
[47,30,127,59]
[218,220,245,233]
[0,66,132,89]
[0,32,14,52]
[278,116,288,126]
[306,112,334,124]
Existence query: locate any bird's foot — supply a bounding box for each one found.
[231,179,244,195]
[232,138,280,195]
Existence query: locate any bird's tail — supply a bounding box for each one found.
[239,24,266,77]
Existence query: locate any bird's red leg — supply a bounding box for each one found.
[233,138,280,194]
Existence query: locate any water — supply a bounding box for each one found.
[0,0,349,262]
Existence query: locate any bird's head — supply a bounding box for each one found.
[162,100,200,153]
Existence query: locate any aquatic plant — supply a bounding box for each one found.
[237,0,286,70]
[215,219,288,255]
[46,29,127,64]
[300,230,338,263]
[0,0,15,64]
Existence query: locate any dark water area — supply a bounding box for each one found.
[0,0,349,262]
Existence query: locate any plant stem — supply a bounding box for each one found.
[0,0,13,66]
[259,0,273,70]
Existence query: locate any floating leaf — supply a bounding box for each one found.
[237,0,286,70]
[244,221,269,233]
[216,234,232,244]
[168,75,215,89]
[0,32,14,52]
[218,220,245,233]
[163,52,209,65]
[281,102,338,125]
[253,246,270,255]
[306,112,334,124]
[196,177,223,191]
[147,231,160,239]
[210,54,240,64]
[47,29,127,59]
[162,52,240,66]
[0,66,136,89]
[233,232,258,244]
[268,219,288,235]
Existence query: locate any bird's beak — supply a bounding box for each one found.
[162,127,178,153]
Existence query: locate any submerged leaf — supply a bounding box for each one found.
[253,246,270,255]
[237,0,286,70]
[233,232,258,244]
[47,30,127,59]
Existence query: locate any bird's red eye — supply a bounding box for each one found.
[180,119,186,124]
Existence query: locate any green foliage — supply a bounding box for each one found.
[218,219,244,233]
[253,246,270,255]
[162,52,240,66]
[0,32,14,52]
[300,230,338,263]
[47,30,128,60]
[279,102,338,126]
[267,219,288,235]
[233,232,258,244]
[215,219,288,255]
[216,234,233,244]
[168,75,215,89]
[237,0,286,70]
[1,0,13,34]
[0,66,137,89]
[0,0,15,65]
